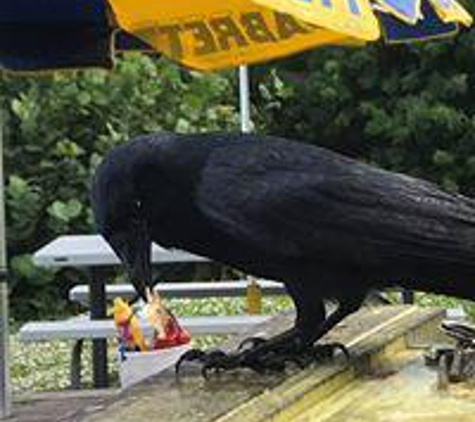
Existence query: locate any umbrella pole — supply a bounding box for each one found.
[0,108,11,419]
[239,65,252,134]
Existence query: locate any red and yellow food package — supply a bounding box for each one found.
[145,289,190,350]
[113,297,147,352]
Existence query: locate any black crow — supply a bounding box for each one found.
[91,133,475,373]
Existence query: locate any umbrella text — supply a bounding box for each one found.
[143,12,315,60]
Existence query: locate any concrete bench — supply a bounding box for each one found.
[19,315,271,342]
[19,315,270,389]
[69,280,286,306]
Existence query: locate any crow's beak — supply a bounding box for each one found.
[108,221,152,301]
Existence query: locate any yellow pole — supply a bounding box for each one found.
[246,277,262,315]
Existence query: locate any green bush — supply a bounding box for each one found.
[257,28,475,194]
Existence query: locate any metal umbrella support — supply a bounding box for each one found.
[0,108,11,419]
[239,65,252,134]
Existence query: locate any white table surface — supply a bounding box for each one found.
[33,235,208,268]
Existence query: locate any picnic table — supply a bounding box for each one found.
[33,234,208,388]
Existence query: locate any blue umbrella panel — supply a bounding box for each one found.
[378,0,460,43]
[0,0,151,72]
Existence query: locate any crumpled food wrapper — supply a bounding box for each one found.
[113,288,190,352]
[145,288,190,349]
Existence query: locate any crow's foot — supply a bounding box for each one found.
[175,337,349,377]
[175,349,240,378]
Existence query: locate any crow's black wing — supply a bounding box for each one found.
[196,139,475,275]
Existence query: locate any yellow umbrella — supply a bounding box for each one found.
[110,1,359,70]
[107,0,472,70]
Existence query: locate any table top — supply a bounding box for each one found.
[33,235,208,268]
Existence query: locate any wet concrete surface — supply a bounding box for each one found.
[5,389,117,422]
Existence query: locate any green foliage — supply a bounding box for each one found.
[1,55,239,320]
[257,28,475,196]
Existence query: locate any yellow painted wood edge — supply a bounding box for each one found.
[346,306,419,348]
[214,306,433,422]
[216,365,357,422]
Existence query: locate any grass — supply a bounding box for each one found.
[415,293,475,320]
[9,293,475,394]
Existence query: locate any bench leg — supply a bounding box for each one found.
[90,268,109,388]
[70,339,83,390]
[402,289,415,304]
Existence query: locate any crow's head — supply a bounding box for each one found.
[91,141,153,300]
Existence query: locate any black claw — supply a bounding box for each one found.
[327,342,350,360]
[238,336,267,351]
[202,361,226,379]
[207,349,228,360]
[175,349,207,375]
[289,353,311,369]
[264,356,287,372]
[176,348,237,378]
[309,342,350,362]
[201,364,212,380]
